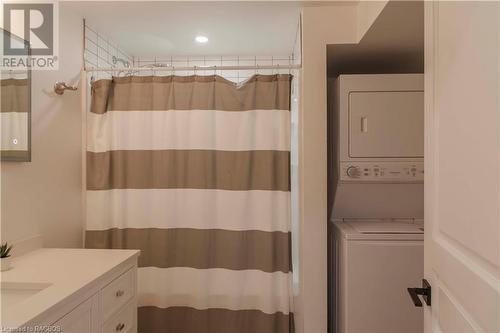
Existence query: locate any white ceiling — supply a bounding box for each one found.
[65,2,301,57]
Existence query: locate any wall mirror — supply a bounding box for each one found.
[1,29,31,162]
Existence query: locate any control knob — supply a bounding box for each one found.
[346,166,361,178]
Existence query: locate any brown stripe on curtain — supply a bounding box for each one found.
[1,79,29,113]
[90,74,292,113]
[85,228,292,273]
[138,306,294,333]
[1,150,30,159]
[87,150,290,191]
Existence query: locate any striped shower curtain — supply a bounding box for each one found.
[85,75,294,333]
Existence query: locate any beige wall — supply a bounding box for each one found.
[0,4,84,248]
[357,1,388,40]
[297,4,360,333]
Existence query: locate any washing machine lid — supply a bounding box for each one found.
[333,219,424,240]
[350,221,423,234]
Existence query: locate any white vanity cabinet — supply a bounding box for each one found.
[52,266,138,333]
[52,297,97,333]
[2,249,140,333]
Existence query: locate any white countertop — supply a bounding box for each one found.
[1,248,140,329]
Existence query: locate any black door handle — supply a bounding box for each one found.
[407,287,424,307]
[407,279,431,307]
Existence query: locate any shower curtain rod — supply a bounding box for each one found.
[84,64,302,72]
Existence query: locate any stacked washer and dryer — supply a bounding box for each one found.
[329,74,425,333]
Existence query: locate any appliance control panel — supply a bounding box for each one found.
[340,161,424,183]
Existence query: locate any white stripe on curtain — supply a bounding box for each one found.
[86,189,291,232]
[138,267,293,315]
[1,112,28,150]
[87,109,291,152]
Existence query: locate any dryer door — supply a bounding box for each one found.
[349,91,424,158]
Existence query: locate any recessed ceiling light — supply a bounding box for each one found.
[195,36,208,44]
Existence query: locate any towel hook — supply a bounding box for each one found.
[54,82,77,95]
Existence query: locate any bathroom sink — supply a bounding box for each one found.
[1,282,52,308]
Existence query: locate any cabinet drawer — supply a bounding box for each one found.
[101,268,135,322]
[102,300,136,333]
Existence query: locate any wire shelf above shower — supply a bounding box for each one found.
[83,20,301,83]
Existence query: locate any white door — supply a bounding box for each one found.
[424,2,500,332]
